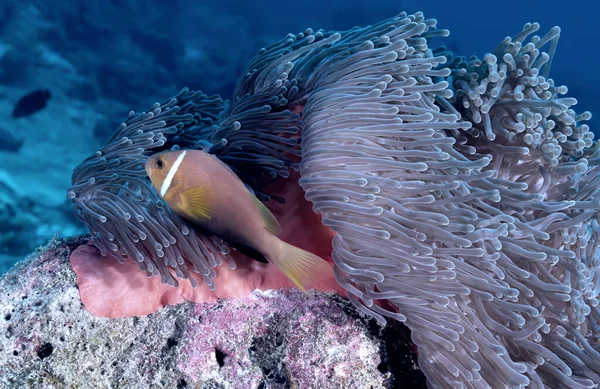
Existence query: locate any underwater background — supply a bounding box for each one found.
[0,0,598,273]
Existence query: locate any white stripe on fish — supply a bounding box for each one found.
[160,150,186,197]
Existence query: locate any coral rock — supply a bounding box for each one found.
[0,238,423,388]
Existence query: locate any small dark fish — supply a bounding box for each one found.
[12,89,51,118]
[0,127,23,153]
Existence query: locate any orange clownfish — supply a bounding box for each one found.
[145,149,330,292]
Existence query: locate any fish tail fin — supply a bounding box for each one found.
[269,240,332,295]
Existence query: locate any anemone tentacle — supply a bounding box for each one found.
[291,11,598,389]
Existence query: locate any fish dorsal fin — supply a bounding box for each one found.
[180,187,213,221]
[252,196,281,236]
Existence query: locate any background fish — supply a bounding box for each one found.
[145,149,331,291]
[12,88,51,118]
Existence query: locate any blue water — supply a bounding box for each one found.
[0,0,597,272]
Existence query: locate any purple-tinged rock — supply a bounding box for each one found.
[0,237,424,388]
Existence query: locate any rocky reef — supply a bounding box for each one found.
[0,238,423,388]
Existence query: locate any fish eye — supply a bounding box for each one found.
[156,158,165,169]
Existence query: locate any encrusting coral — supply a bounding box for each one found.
[0,240,406,388]
[67,11,600,389]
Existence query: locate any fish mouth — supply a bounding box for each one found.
[143,158,152,175]
[144,154,162,178]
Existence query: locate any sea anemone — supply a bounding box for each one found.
[68,91,234,289]
[68,11,600,389]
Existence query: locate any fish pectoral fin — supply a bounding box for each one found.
[269,240,332,294]
[252,196,281,236]
[180,187,213,221]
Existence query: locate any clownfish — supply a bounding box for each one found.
[145,149,330,292]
